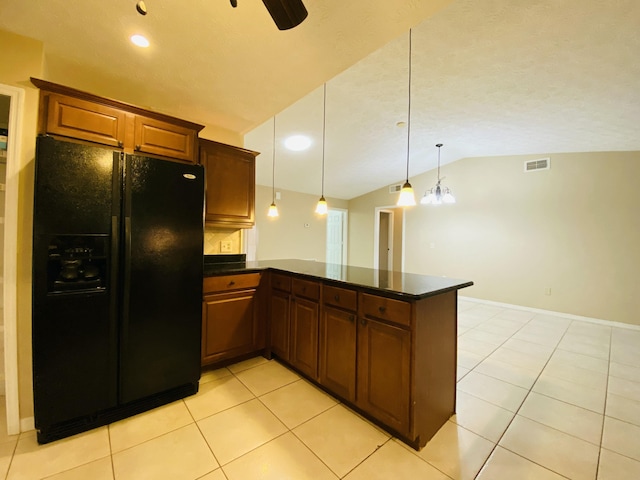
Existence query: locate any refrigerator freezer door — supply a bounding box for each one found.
[120,155,204,403]
[32,136,120,429]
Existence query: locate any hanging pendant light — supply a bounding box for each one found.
[421,143,456,205]
[397,29,416,207]
[315,83,329,215]
[268,117,279,217]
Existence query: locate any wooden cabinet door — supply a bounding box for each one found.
[270,290,290,361]
[134,115,197,163]
[290,297,319,379]
[357,317,411,436]
[200,139,258,228]
[202,289,257,365]
[319,306,356,402]
[44,93,126,148]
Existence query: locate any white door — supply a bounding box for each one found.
[326,209,347,265]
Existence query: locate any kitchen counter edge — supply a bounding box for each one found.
[203,259,473,301]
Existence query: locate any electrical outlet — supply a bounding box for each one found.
[220,240,232,253]
[544,287,551,296]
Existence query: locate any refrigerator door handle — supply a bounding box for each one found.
[122,215,132,327]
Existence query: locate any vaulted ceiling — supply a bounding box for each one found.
[2,0,639,199]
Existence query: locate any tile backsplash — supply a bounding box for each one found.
[203,227,243,254]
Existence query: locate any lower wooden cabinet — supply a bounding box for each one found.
[356,316,411,436]
[204,270,458,450]
[201,273,264,366]
[290,297,319,379]
[319,306,356,402]
[270,289,290,361]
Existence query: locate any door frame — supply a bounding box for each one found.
[0,83,24,435]
[373,207,394,271]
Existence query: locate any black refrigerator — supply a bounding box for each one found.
[32,136,204,443]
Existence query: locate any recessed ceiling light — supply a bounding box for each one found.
[130,34,150,48]
[284,135,312,151]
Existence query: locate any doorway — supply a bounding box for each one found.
[374,206,404,272]
[0,84,24,435]
[326,208,348,265]
[378,211,392,271]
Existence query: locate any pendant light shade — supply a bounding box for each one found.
[315,196,328,215]
[268,117,279,218]
[397,30,416,207]
[315,83,329,215]
[397,182,416,207]
[420,143,456,205]
[268,202,279,217]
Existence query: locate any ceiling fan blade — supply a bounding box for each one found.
[262,0,308,30]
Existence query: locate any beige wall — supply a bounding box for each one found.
[254,184,348,261]
[348,186,403,268]
[349,151,640,326]
[0,29,44,421]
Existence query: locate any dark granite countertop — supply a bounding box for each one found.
[203,257,473,300]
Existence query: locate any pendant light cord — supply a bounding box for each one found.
[436,143,443,182]
[272,117,276,202]
[321,83,326,197]
[405,29,412,182]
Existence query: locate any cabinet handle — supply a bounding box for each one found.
[334,294,340,302]
[117,140,124,148]
[135,144,141,151]
[361,319,367,326]
[228,280,235,286]
[349,315,355,322]
[378,306,386,314]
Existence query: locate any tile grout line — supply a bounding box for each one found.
[204,359,342,478]
[484,319,618,479]
[471,311,573,479]
[2,436,18,480]
[594,327,613,479]
[458,306,539,479]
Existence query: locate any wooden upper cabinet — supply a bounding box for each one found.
[133,115,196,163]
[200,139,259,228]
[43,93,127,148]
[32,78,203,163]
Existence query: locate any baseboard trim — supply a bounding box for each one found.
[458,296,640,331]
[20,416,34,432]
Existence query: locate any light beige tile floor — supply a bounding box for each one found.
[2,300,640,479]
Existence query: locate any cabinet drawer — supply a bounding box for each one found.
[323,285,357,312]
[361,293,411,327]
[203,273,261,294]
[292,278,320,301]
[271,273,291,292]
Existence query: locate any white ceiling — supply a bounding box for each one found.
[247,0,640,199]
[2,1,640,200]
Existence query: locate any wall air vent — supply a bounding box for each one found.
[389,183,403,194]
[524,157,550,172]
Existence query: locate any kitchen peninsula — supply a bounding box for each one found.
[202,257,473,450]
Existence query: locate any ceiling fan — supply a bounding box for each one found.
[136,1,307,31]
[230,0,308,30]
